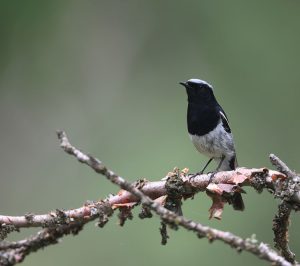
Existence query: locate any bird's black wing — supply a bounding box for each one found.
[217,105,231,133]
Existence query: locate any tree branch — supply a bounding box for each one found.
[269,154,300,264]
[0,131,299,266]
[270,154,296,179]
[273,202,295,264]
[0,222,85,265]
[55,131,296,266]
[0,161,289,229]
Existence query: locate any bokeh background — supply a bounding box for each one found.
[1,1,300,265]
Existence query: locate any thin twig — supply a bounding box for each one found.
[270,154,296,179]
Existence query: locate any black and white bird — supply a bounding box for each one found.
[179,78,238,173]
[180,78,244,211]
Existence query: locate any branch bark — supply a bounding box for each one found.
[269,154,300,264]
[0,131,299,266]
[0,166,288,228]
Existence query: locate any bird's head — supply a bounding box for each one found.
[179,79,215,103]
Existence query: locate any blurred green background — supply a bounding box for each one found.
[0,1,299,265]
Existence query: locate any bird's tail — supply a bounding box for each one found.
[232,155,238,169]
[218,155,237,171]
[217,155,244,211]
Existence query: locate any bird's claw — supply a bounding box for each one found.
[189,171,204,183]
[208,171,217,183]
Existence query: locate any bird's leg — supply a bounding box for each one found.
[209,155,225,183]
[215,156,225,172]
[189,158,213,183]
[200,158,213,174]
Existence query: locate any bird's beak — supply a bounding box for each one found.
[179,81,187,87]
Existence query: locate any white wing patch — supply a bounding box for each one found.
[219,111,229,125]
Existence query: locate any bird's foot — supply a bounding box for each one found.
[207,171,217,184]
[194,170,205,176]
[188,171,205,183]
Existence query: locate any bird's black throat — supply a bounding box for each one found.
[187,103,220,136]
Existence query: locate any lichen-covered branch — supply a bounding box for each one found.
[0,221,85,265]
[55,130,295,266]
[269,153,300,207]
[0,201,114,265]
[0,166,289,229]
[270,154,300,264]
[273,202,295,264]
[0,131,299,266]
[270,154,296,179]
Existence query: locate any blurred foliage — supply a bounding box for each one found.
[0,1,299,265]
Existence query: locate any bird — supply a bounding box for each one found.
[180,78,237,172]
[180,78,244,210]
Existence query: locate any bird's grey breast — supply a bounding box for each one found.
[189,121,235,159]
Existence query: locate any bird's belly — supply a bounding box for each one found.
[189,123,235,158]
[189,134,223,157]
